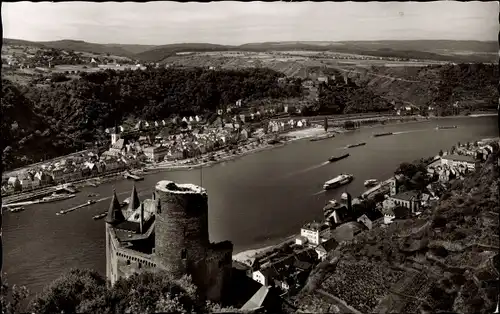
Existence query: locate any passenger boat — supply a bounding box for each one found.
[323,174,354,190]
[373,132,393,137]
[364,179,378,187]
[346,142,366,148]
[328,153,350,163]
[436,125,457,130]
[40,193,76,203]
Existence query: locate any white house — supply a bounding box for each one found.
[252,267,277,286]
[295,235,308,246]
[441,154,476,171]
[315,238,338,261]
[300,222,329,246]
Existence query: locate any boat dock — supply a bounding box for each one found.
[362,179,392,199]
[57,201,94,215]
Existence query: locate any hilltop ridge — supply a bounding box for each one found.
[3,38,497,63]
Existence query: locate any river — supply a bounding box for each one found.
[2,116,498,298]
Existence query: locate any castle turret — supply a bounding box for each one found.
[105,189,125,225]
[154,180,209,295]
[128,184,140,211]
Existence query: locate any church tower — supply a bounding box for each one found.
[111,125,121,146]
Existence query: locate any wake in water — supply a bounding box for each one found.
[280,161,330,180]
[312,190,325,196]
[392,129,428,135]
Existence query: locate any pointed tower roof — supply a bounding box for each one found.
[128,184,140,211]
[106,189,125,225]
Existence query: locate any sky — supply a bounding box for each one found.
[2,1,499,45]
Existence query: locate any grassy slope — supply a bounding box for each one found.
[292,146,499,314]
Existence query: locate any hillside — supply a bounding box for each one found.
[4,38,497,63]
[292,145,499,314]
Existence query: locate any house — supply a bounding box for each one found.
[7,177,21,191]
[300,222,330,246]
[357,214,373,230]
[295,235,308,246]
[239,129,249,141]
[34,171,51,186]
[252,267,278,286]
[389,190,420,213]
[18,172,34,190]
[441,154,476,171]
[315,238,339,261]
[108,139,126,156]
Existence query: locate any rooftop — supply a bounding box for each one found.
[392,190,419,202]
[302,221,327,232]
[442,154,476,163]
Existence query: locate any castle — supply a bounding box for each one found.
[105,180,233,302]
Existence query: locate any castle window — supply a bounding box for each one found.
[138,262,142,269]
[181,249,187,259]
[126,260,130,265]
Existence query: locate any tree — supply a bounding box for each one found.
[0,276,30,314]
[28,269,237,314]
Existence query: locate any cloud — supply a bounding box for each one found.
[2,1,498,45]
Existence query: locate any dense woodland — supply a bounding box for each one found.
[0,270,243,314]
[1,63,497,171]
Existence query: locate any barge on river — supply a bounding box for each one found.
[347,142,366,148]
[373,132,394,137]
[328,153,350,163]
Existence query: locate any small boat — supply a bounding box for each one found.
[87,200,96,205]
[323,174,354,190]
[89,183,98,187]
[364,179,378,187]
[436,125,457,130]
[373,132,393,137]
[88,193,98,197]
[93,212,107,220]
[347,142,366,148]
[10,207,25,213]
[328,153,350,163]
[310,134,335,142]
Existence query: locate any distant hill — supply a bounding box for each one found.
[134,43,235,62]
[3,38,497,62]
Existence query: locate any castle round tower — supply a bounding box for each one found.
[154,180,210,281]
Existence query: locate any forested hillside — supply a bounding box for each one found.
[1,67,302,171]
[1,63,497,171]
